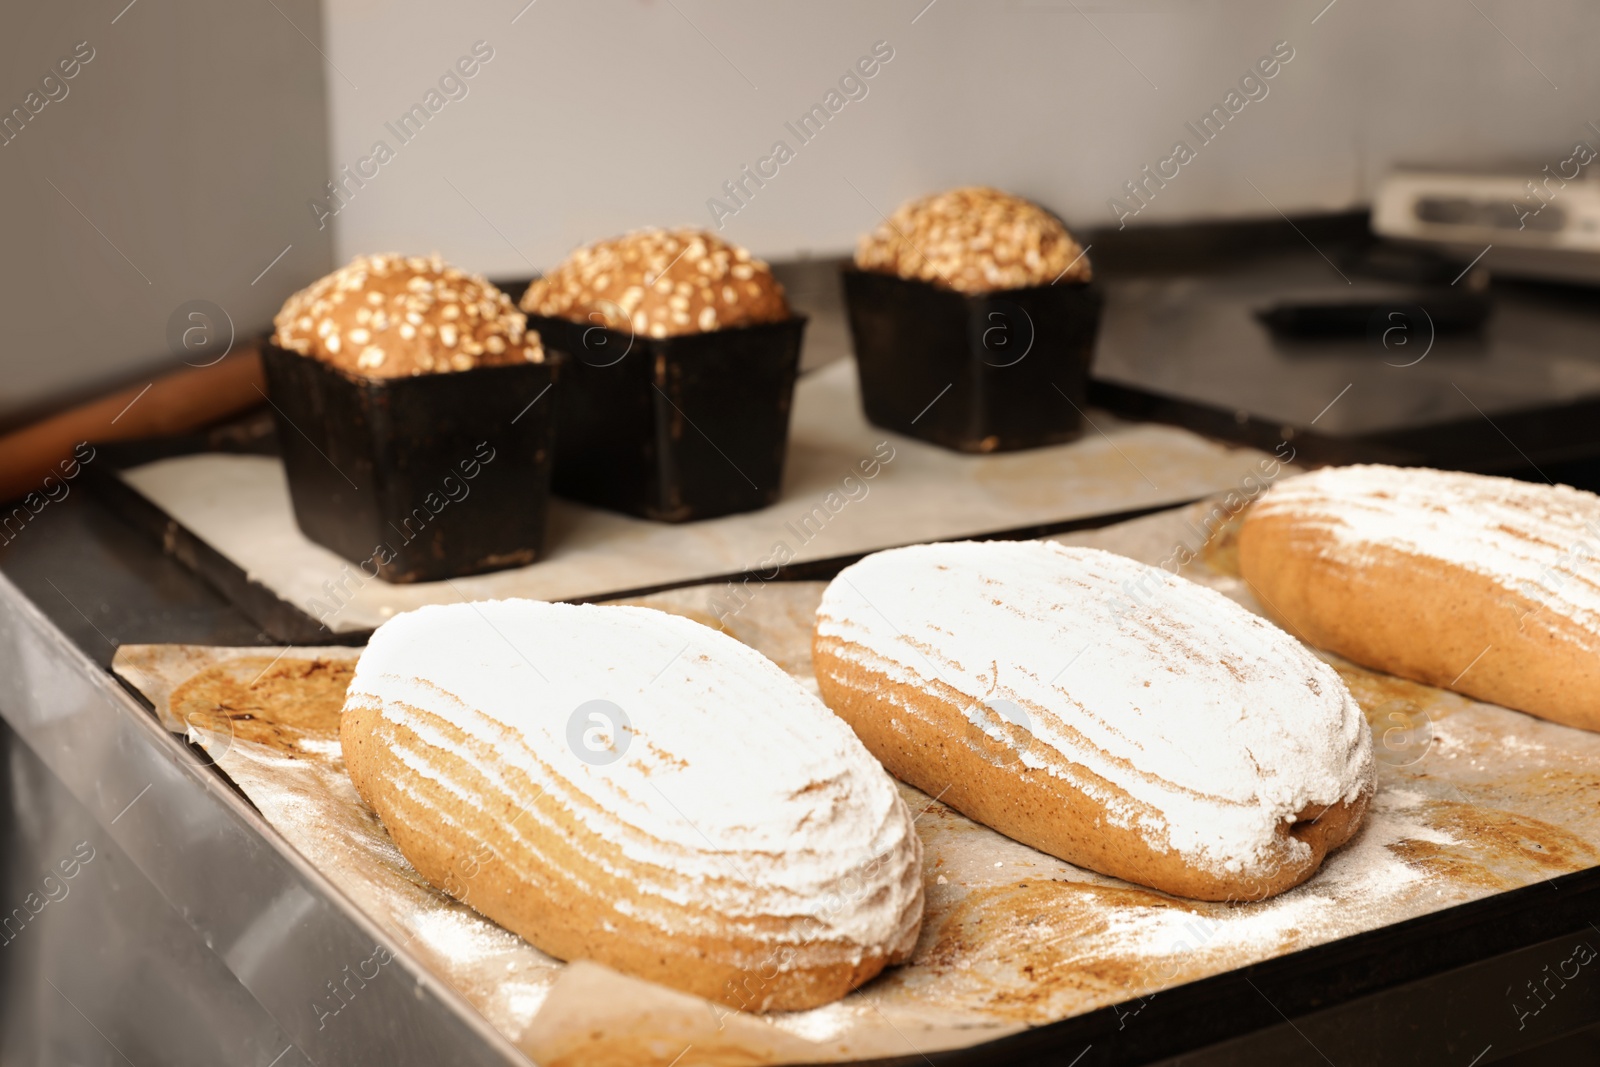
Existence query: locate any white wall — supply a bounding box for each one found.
[0,0,334,427]
[320,0,1600,274]
[4,1,1593,424]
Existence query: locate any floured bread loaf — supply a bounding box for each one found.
[1241,463,1600,732]
[341,600,923,1011]
[813,541,1373,901]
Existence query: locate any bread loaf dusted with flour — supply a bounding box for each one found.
[1240,463,1600,732]
[813,541,1373,901]
[341,600,923,1011]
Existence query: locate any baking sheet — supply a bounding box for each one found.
[111,501,1600,1066]
[113,359,1285,633]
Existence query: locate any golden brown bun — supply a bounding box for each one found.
[854,186,1090,293]
[520,228,790,338]
[273,253,542,377]
[1240,464,1600,733]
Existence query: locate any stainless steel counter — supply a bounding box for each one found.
[7,242,1600,1064]
[0,495,523,1066]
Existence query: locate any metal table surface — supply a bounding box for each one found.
[0,492,526,1067]
[8,482,1600,1067]
[6,242,1600,1065]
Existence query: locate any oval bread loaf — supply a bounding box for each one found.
[1240,463,1600,732]
[813,541,1373,901]
[341,599,924,1012]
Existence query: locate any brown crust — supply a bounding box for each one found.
[812,635,1368,902]
[340,697,910,1011]
[521,229,789,338]
[1239,509,1600,733]
[854,186,1090,293]
[273,253,541,378]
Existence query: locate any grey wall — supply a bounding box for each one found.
[320,0,1600,274]
[0,0,334,428]
[6,1,1598,422]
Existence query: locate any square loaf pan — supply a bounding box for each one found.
[841,267,1103,453]
[524,312,805,523]
[260,341,559,584]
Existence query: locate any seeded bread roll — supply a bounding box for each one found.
[854,186,1090,293]
[520,228,790,338]
[813,541,1373,902]
[1240,464,1600,733]
[342,600,924,1011]
[273,253,543,377]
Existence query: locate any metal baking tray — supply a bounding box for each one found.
[1085,214,1600,487]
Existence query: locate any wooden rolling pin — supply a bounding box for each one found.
[0,345,265,503]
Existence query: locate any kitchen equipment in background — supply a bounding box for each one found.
[1254,245,1492,340]
[0,350,265,504]
[1088,213,1600,487]
[1254,292,1489,339]
[1373,167,1600,286]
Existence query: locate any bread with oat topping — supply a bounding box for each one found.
[521,229,790,339]
[854,186,1091,294]
[272,253,543,378]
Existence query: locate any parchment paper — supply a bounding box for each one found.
[114,360,1285,633]
[112,501,1600,1065]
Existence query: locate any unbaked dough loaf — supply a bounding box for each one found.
[341,600,923,1011]
[813,541,1373,901]
[1240,463,1600,733]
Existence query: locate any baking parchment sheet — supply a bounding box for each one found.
[114,360,1289,633]
[112,501,1600,1066]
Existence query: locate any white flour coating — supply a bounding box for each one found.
[768,789,1453,1046]
[345,600,922,952]
[1252,464,1600,639]
[815,541,1373,878]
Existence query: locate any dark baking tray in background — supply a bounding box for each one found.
[1084,211,1600,490]
[23,213,1600,1063]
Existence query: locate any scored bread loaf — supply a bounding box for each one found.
[1240,463,1600,733]
[341,600,923,1012]
[813,541,1373,902]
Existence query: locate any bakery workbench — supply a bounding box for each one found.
[0,492,525,1066]
[12,466,1600,1067]
[5,240,1600,1065]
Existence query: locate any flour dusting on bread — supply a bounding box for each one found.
[814,541,1373,897]
[1249,464,1600,638]
[1241,464,1600,734]
[342,599,923,1009]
